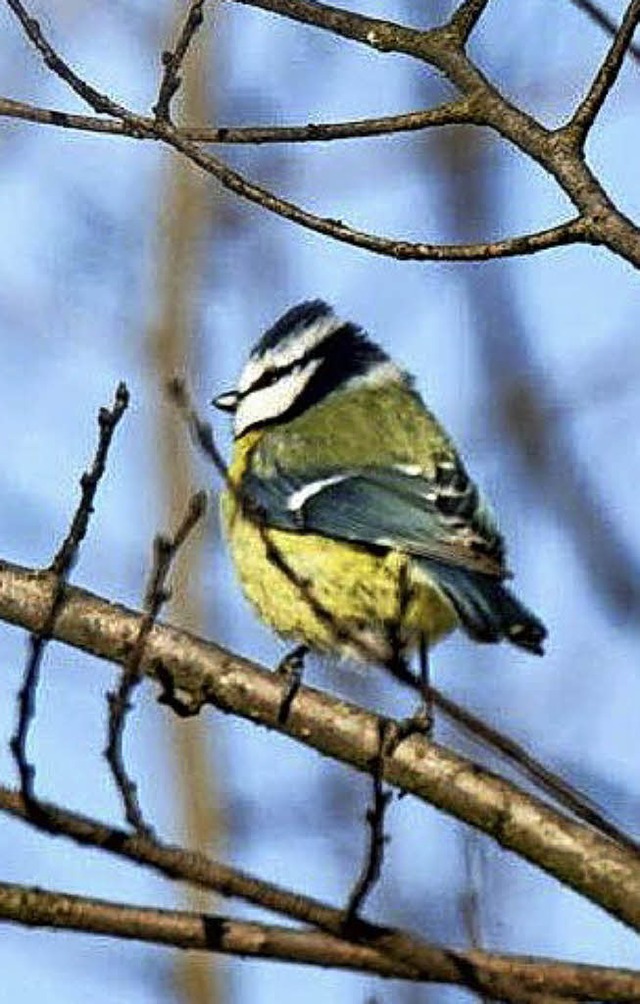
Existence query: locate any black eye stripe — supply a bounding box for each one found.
[243,321,387,398]
[236,322,397,433]
[240,360,302,399]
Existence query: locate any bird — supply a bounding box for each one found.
[213,300,546,674]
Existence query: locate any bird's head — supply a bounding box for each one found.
[213,300,407,438]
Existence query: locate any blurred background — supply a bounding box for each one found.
[0,0,639,1001]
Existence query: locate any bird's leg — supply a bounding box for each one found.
[385,566,434,738]
[417,633,434,728]
[384,634,434,754]
[275,644,309,724]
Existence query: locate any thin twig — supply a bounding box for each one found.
[448,0,492,45]
[167,377,229,481]
[343,721,393,926]
[4,0,130,119]
[155,123,592,263]
[570,0,640,64]
[568,0,640,145]
[2,787,639,999]
[154,0,207,121]
[0,95,475,144]
[431,688,640,856]
[105,490,207,833]
[9,383,129,806]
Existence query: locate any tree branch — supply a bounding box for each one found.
[448,0,492,46]
[154,0,207,121]
[1,558,639,932]
[6,0,640,265]
[158,120,593,262]
[0,879,421,980]
[0,95,475,144]
[570,0,640,64]
[568,0,640,146]
[1,789,639,1000]
[226,0,640,267]
[105,490,207,834]
[343,722,392,925]
[9,383,129,804]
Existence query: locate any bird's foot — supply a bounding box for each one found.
[383,698,434,768]
[275,644,309,724]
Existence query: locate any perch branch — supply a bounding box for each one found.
[1,559,640,933]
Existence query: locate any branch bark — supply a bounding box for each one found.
[1,558,639,933]
[4,0,640,266]
[0,797,639,1001]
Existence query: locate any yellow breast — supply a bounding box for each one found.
[221,433,457,663]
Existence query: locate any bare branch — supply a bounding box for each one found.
[7,0,640,266]
[1,559,640,932]
[154,0,207,121]
[105,491,207,834]
[9,384,129,805]
[157,123,592,261]
[448,0,492,46]
[168,378,229,481]
[0,95,475,144]
[343,723,392,925]
[4,0,129,119]
[432,688,639,855]
[1,788,640,1000]
[570,0,640,65]
[568,0,640,146]
[0,879,420,979]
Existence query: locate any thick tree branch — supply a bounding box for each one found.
[0,880,606,1000]
[0,879,420,980]
[1,558,639,933]
[1,789,639,1000]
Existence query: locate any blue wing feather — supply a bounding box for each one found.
[240,464,546,653]
[241,464,505,574]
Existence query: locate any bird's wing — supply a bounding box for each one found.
[240,459,508,578]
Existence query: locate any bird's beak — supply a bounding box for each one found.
[212,389,239,413]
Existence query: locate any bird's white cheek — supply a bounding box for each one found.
[234,359,322,436]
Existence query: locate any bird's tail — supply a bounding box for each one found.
[420,559,547,655]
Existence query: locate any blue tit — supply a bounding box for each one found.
[213,300,546,667]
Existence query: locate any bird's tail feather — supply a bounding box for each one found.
[420,559,547,655]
